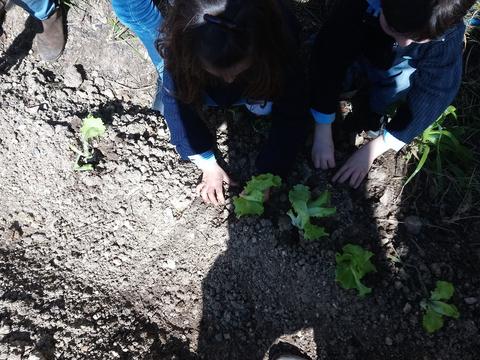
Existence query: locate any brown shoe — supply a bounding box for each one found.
[36,7,66,61]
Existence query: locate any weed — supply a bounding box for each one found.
[404,106,473,193]
[107,18,146,60]
[59,0,91,12]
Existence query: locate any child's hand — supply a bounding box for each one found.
[196,163,236,206]
[332,136,389,188]
[312,123,336,169]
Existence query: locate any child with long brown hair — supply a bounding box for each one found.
[158,0,309,205]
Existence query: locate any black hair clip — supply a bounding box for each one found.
[203,13,239,31]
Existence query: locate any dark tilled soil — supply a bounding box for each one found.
[1,1,479,359]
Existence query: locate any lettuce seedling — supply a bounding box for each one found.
[233,173,281,218]
[335,244,376,297]
[421,281,460,333]
[287,185,336,240]
[70,114,106,171]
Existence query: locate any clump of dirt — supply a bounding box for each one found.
[1,1,479,360]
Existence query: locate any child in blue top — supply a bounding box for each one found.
[310,0,476,188]
[158,0,309,205]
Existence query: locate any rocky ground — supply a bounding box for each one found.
[1,1,479,359]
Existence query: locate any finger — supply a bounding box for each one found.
[354,171,366,189]
[216,186,226,205]
[332,166,347,182]
[338,167,355,184]
[349,171,361,188]
[328,157,336,169]
[207,187,219,206]
[223,173,238,187]
[223,174,231,185]
[201,186,210,204]
[320,159,329,170]
[312,155,321,169]
[196,183,205,195]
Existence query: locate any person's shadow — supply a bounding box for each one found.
[0,12,40,73]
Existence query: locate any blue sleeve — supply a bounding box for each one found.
[162,70,214,159]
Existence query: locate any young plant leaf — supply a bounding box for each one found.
[430,301,460,318]
[287,185,336,240]
[423,308,444,333]
[303,222,328,240]
[421,281,459,333]
[72,115,106,171]
[335,244,376,297]
[80,114,106,141]
[233,173,281,218]
[75,164,94,171]
[430,280,455,301]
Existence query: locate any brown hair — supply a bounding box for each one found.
[157,0,293,104]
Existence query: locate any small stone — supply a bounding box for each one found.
[394,281,403,290]
[63,65,83,88]
[385,337,393,346]
[277,215,292,232]
[0,325,11,336]
[403,303,412,314]
[103,89,115,100]
[164,208,174,221]
[94,77,105,87]
[28,350,46,360]
[404,215,422,235]
[164,259,176,270]
[380,238,391,246]
[464,297,478,305]
[112,258,123,266]
[430,263,442,277]
[379,187,394,206]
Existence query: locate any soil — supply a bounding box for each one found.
[1,1,479,360]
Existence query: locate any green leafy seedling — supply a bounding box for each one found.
[287,185,336,240]
[335,244,376,297]
[233,173,281,218]
[421,281,460,333]
[70,115,106,171]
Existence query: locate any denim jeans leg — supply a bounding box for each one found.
[111,0,164,112]
[11,0,56,20]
